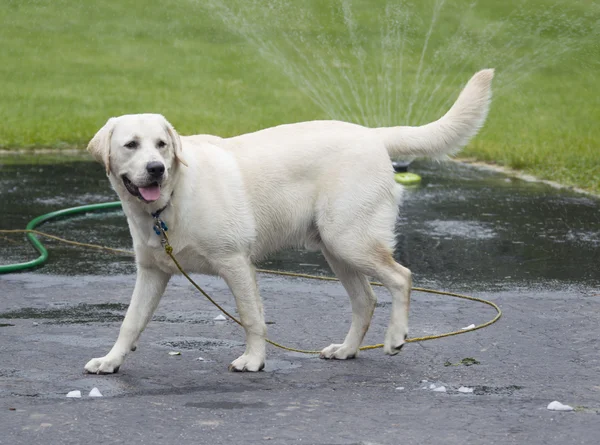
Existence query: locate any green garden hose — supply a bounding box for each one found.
[0,201,122,274]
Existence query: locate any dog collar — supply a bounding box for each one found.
[150,194,173,240]
[151,204,168,219]
[150,192,174,219]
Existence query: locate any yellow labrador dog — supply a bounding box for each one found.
[85,69,493,373]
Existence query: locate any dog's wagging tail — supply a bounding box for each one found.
[376,68,494,158]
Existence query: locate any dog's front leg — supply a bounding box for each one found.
[84,265,170,374]
[215,256,267,372]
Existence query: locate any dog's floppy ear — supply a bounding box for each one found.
[87,117,117,175]
[164,118,188,167]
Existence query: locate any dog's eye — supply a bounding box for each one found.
[124,141,138,149]
[157,140,167,148]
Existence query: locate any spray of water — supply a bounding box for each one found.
[197,0,598,127]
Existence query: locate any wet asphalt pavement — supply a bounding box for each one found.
[1,157,599,444]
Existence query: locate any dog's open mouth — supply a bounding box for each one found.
[122,175,161,202]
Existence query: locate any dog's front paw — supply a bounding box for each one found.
[384,328,408,356]
[319,343,357,360]
[84,355,123,374]
[228,354,265,372]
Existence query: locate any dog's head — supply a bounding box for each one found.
[87,114,187,203]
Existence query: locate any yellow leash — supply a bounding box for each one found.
[2,228,502,354]
[0,229,133,255]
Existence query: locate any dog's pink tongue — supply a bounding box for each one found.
[139,185,160,202]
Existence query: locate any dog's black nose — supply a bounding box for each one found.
[146,162,165,178]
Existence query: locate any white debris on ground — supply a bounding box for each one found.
[214,314,227,321]
[395,387,404,391]
[461,324,476,330]
[168,351,181,356]
[66,390,81,398]
[458,386,474,393]
[195,357,205,361]
[422,382,448,392]
[88,388,103,397]
[547,401,574,411]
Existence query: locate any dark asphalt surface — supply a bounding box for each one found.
[1,158,599,444]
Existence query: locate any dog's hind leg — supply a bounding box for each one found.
[318,203,411,356]
[324,241,412,355]
[370,246,411,355]
[319,248,377,359]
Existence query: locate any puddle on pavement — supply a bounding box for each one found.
[0,303,128,324]
[419,382,524,396]
[472,385,523,396]
[1,156,599,292]
[185,401,268,409]
[0,303,237,326]
[160,337,243,351]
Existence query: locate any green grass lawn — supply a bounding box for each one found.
[1,0,598,192]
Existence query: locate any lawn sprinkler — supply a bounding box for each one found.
[392,161,422,186]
